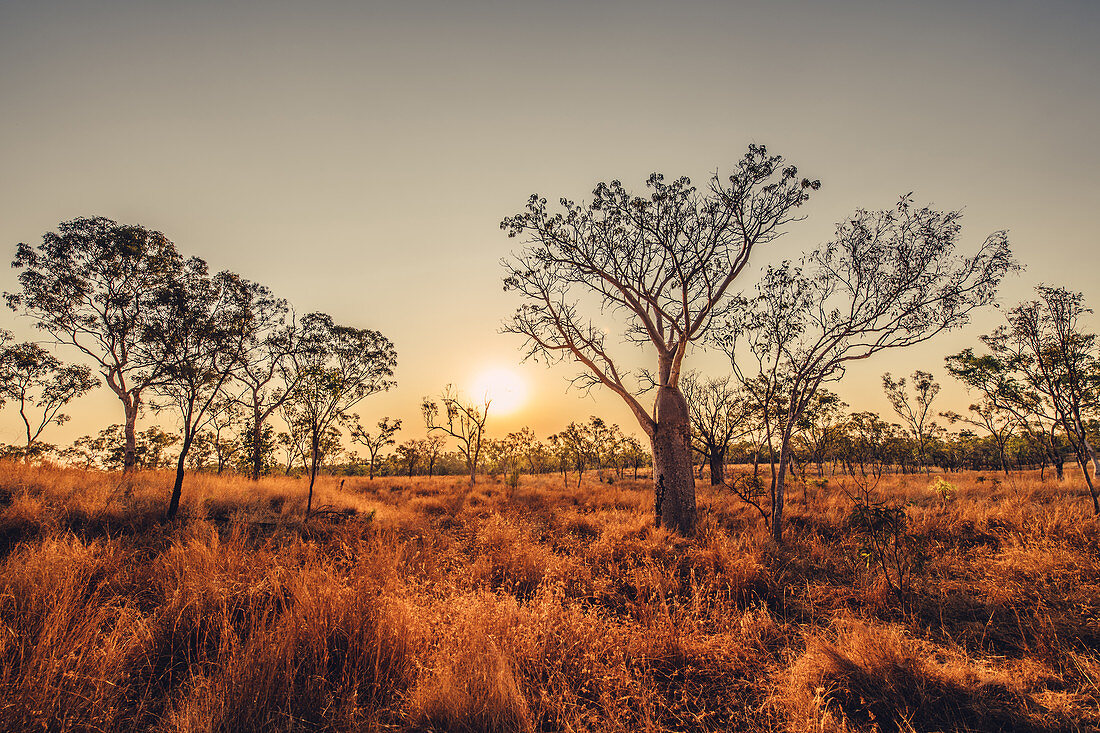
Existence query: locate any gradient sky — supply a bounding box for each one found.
[0,0,1097,449]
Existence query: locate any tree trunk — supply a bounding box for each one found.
[307,434,320,516]
[772,432,794,544]
[251,404,263,481]
[166,434,192,521]
[123,398,140,473]
[651,385,696,536]
[708,450,725,485]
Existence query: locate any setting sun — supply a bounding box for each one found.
[470,367,528,415]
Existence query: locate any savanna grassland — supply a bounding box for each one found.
[1,462,1098,732]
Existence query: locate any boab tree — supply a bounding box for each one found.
[721,196,1015,542]
[501,145,819,535]
[6,217,181,471]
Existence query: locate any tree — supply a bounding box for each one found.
[396,439,421,477]
[0,336,98,451]
[422,433,446,477]
[349,416,401,479]
[138,258,252,520]
[290,312,396,515]
[958,287,1100,512]
[6,217,181,471]
[422,385,489,486]
[502,145,819,535]
[721,196,1015,541]
[882,370,941,472]
[230,280,304,480]
[795,389,847,477]
[941,399,1016,475]
[681,372,750,484]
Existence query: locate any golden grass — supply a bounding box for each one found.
[0,461,1098,731]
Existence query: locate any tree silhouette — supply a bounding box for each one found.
[722,197,1015,541]
[7,217,181,471]
[502,145,818,535]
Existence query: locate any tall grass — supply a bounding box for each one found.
[0,460,1097,731]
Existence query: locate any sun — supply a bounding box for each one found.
[470,367,528,415]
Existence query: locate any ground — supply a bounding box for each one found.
[0,462,1098,732]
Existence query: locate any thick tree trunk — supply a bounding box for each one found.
[651,385,696,536]
[123,398,140,473]
[708,450,725,485]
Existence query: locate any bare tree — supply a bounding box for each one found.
[422,384,489,486]
[349,416,402,479]
[681,371,750,484]
[882,370,941,472]
[502,145,819,535]
[721,196,1015,541]
[7,217,181,471]
[0,336,98,452]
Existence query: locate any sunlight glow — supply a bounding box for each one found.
[470,367,528,415]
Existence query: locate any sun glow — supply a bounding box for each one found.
[470,367,528,415]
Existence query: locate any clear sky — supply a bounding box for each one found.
[0,0,1097,448]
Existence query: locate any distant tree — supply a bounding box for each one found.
[681,372,750,484]
[349,416,402,479]
[721,197,1015,541]
[960,287,1100,512]
[6,217,181,471]
[423,433,446,477]
[230,280,304,481]
[423,385,489,486]
[882,370,941,472]
[290,313,396,515]
[502,145,819,535]
[207,396,244,474]
[138,259,252,520]
[0,336,98,451]
[941,399,1017,475]
[396,439,421,477]
[794,389,847,477]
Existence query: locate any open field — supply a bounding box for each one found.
[1,462,1099,732]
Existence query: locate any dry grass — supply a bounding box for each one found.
[0,461,1098,731]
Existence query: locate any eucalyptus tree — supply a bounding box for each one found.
[229,281,304,480]
[940,399,1017,475]
[681,371,751,484]
[139,258,252,519]
[6,217,182,471]
[348,416,402,479]
[955,287,1100,512]
[291,312,396,514]
[945,348,1067,478]
[422,385,489,486]
[0,335,98,452]
[882,370,941,472]
[502,145,819,535]
[721,196,1015,541]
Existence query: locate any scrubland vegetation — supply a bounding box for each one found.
[2,461,1098,732]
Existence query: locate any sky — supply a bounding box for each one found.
[0,0,1097,449]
